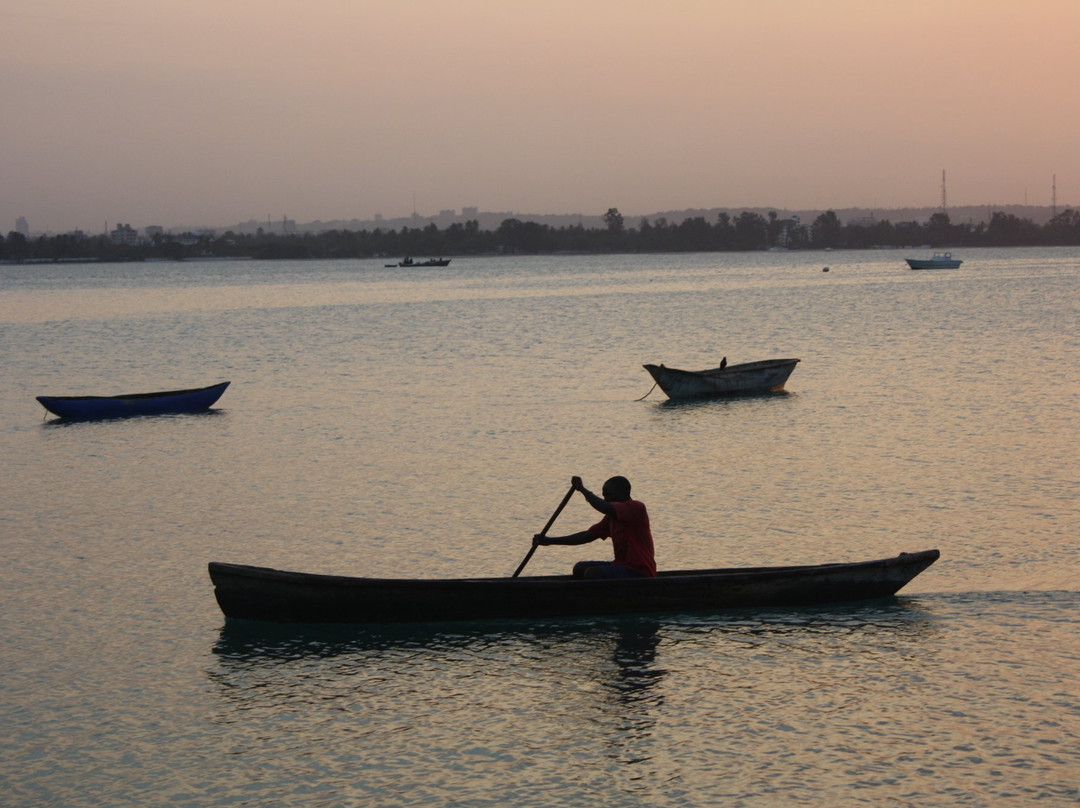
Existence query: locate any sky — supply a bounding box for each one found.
[3,0,1079,234]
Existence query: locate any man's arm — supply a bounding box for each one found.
[572,475,616,517]
[534,530,595,547]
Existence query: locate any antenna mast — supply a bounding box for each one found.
[1052,174,1057,219]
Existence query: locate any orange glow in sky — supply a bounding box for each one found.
[3,0,1078,232]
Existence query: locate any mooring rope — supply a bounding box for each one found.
[634,382,657,402]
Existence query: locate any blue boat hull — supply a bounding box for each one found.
[37,381,230,419]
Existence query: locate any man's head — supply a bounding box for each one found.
[601,476,632,501]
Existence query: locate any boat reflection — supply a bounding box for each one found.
[212,613,661,663]
[206,600,940,773]
[211,598,937,665]
[653,389,793,411]
[41,408,226,428]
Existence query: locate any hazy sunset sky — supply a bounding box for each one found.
[4,0,1078,233]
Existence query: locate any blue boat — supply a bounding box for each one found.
[37,381,230,420]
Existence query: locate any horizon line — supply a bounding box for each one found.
[18,200,1075,237]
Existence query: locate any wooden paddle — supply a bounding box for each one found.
[512,485,576,578]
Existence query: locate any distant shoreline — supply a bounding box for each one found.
[4,243,1078,268]
[12,203,1073,241]
[5,206,1078,262]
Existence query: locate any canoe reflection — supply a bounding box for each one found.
[208,615,675,726]
[211,598,935,667]
[207,601,938,774]
[212,614,665,664]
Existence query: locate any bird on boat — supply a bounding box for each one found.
[719,357,727,370]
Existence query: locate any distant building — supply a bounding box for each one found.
[110,223,139,245]
[145,225,165,238]
[15,216,29,236]
[461,207,478,218]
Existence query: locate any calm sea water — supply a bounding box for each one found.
[1,248,1078,806]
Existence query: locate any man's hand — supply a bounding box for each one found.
[533,534,549,546]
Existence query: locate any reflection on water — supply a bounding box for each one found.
[205,602,944,803]
[210,599,935,666]
[38,408,228,427]
[651,389,795,410]
[208,601,939,722]
[600,621,664,769]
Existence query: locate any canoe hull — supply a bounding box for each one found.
[37,381,230,419]
[643,358,799,399]
[208,549,940,624]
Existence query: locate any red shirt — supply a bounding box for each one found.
[588,498,656,577]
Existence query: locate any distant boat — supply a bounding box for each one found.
[397,257,451,267]
[37,381,230,420]
[208,549,940,624]
[905,252,962,270]
[643,358,800,399]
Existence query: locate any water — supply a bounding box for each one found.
[2,248,1079,805]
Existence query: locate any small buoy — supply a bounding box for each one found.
[822,267,830,272]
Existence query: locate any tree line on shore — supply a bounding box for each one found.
[4,207,1080,262]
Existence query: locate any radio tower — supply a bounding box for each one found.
[941,170,948,213]
[1052,174,1057,219]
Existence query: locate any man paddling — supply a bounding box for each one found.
[533,475,657,579]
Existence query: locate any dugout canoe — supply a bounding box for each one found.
[208,549,940,624]
[643,358,799,399]
[37,381,230,419]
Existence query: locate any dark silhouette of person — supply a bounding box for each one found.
[534,476,656,579]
